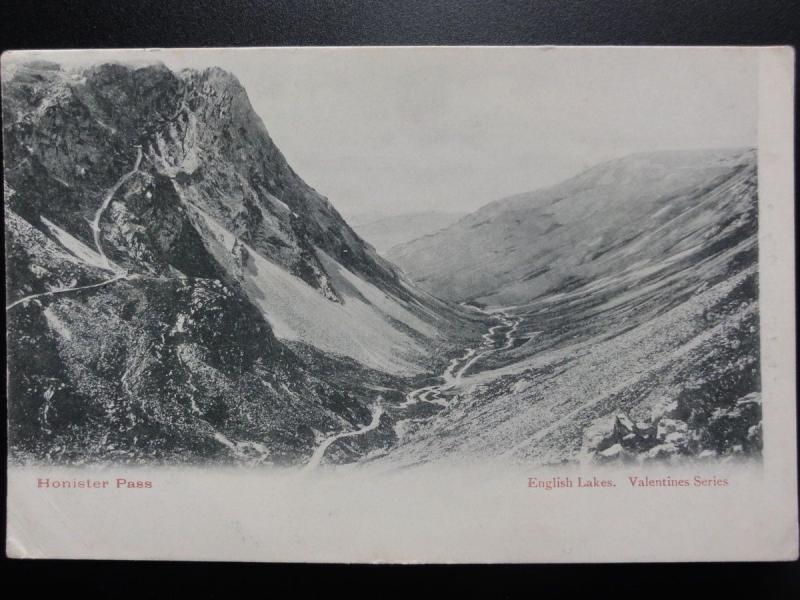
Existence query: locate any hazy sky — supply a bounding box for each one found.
[4,47,758,218]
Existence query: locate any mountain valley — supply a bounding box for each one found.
[3,60,762,469]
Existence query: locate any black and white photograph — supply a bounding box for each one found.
[2,47,764,467]
[3,45,796,562]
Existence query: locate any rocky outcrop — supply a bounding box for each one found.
[3,60,470,465]
[2,61,402,297]
[581,392,762,464]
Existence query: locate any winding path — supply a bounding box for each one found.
[5,273,133,311]
[90,145,142,269]
[7,147,142,312]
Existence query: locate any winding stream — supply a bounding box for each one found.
[401,309,521,409]
[303,400,385,470]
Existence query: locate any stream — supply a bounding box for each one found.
[401,309,521,409]
[303,401,385,470]
[302,309,521,469]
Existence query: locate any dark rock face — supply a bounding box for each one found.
[3,61,459,465]
[5,199,400,465]
[581,391,762,464]
[3,62,400,293]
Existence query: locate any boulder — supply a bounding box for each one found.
[645,443,680,460]
[599,443,624,459]
[652,400,682,421]
[595,443,634,464]
[665,431,687,447]
[656,418,688,442]
[613,413,636,438]
[746,423,762,448]
[580,415,617,456]
[736,392,761,413]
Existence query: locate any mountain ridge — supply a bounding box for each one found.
[389,147,756,305]
[378,146,760,466]
[3,59,761,469]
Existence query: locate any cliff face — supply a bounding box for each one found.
[3,61,470,465]
[4,61,400,293]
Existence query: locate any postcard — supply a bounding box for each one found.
[4,46,796,562]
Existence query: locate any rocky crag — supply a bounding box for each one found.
[3,60,481,465]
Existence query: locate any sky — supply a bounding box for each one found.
[4,47,758,219]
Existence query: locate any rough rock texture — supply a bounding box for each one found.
[580,391,762,464]
[4,62,402,294]
[3,61,479,465]
[3,60,762,469]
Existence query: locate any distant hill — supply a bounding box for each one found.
[388,148,756,305]
[349,211,467,254]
